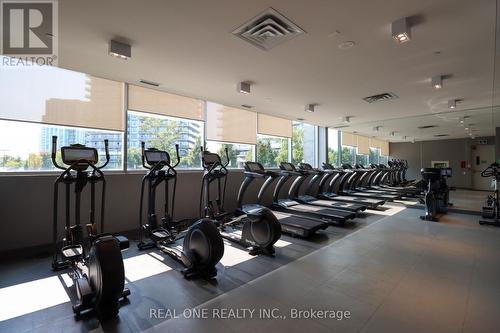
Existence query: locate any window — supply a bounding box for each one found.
[327,128,339,166]
[127,111,204,170]
[256,134,290,168]
[0,119,123,171]
[379,155,388,165]
[205,141,254,169]
[369,147,381,165]
[292,122,317,166]
[356,153,369,166]
[341,145,356,165]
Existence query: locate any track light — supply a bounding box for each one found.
[392,17,411,44]
[109,40,131,60]
[341,116,351,124]
[305,104,316,113]
[390,131,396,137]
[237,81,251,94]
[448,99,457,109]
[373,126,381,132]
[431,75,443,89]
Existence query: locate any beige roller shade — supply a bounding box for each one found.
[128,85,204,121]
[206,102,257,144]
[341,132,356,146]
[369,138,382,149]
[357,135,370,155]
[381,140,390,156]
[0,64,125,130]
[257,114,292,138]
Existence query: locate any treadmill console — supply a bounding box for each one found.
[280,162,296,171]
[299,163,313,170]
[440,167,452,177]
[144,149,170,165]
[245,161,264,173]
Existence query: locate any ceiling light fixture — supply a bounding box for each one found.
[341,116,351,124]
[392,17,411,44]
[109,40,131,60]
[305,104,316,113]
[431,75,443,89]
[373,126,381,132]
[237,81,251,94]
[390,131,397,137]
[448,99,457,109]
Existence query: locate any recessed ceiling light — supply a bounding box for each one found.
[465,127,469,130]
[338,41,355,50]
[109,40,131,60]
[392,17,411,44]
[431,75,443,89]
[237,81,251,94]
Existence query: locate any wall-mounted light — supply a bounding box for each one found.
[305,104,316,113]
[109,40,131,60]
[448,99,457,109]
[392,17,411,44]
[431,75,443,89]
[237,81,251,94]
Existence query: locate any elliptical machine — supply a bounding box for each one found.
[419,167,450,221]
[138,142,224,279]
[479,162,500,227]
[200,148,281,256]
[51,136,130,318]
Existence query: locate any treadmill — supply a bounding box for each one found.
[294,163,367,213]
[348,164,403,200]
[269,162,356,226]
[238,162,328,238]
[321,162,385,209]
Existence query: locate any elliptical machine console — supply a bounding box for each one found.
[200,148,281,256]
[51,136,130,318]
[138,143,224,279]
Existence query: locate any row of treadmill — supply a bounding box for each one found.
[50,137,422,319]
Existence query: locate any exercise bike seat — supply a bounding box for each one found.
[61,244,83,261]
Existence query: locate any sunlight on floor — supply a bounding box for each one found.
[123,253,172,282]
[0,276,70,321]
[220,241,254,266]
[368,205,406,216]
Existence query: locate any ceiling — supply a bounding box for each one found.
[57,0,497,142]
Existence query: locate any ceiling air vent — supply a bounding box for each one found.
[417,125,437,129]
[434,134,449,137]
[232,7,305,51]
[362,92,398,103]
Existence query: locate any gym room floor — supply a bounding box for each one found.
[1,203,498,333]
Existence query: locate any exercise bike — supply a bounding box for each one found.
[138,142,224,279]
[479,162,500,227]
[51,136,130,318]
[419,168,451,221]
[200,148,281,256]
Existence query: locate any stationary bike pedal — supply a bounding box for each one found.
[61,244,83,261]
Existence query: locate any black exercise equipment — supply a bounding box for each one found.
[240,161,328,238]
[138,143,224,279]
[51,136,130,318]
[479,162,500,227]
[419,167,451,221]
[200,148,282,256]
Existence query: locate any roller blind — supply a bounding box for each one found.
[369,138,382,149]
[357,135,370,155]
[381,140,390,156]
[341,132,356,146]
[206,102,257,144]
[0,64,125,130]
[128,85,204,121]
[257,113,292,138]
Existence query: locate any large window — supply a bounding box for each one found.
[369,148,381,165]
[256,134,289,168]
[0,120,123,171]
[127,111,204,169]
[356,152,368,166]
[341,146,356,165]
[205,141,254,169]
[380,155,388,165]
[292,122,317,166]
[327,128,339,166]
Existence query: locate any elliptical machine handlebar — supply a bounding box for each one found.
[51,136,109,174]
[51,136,65,170]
